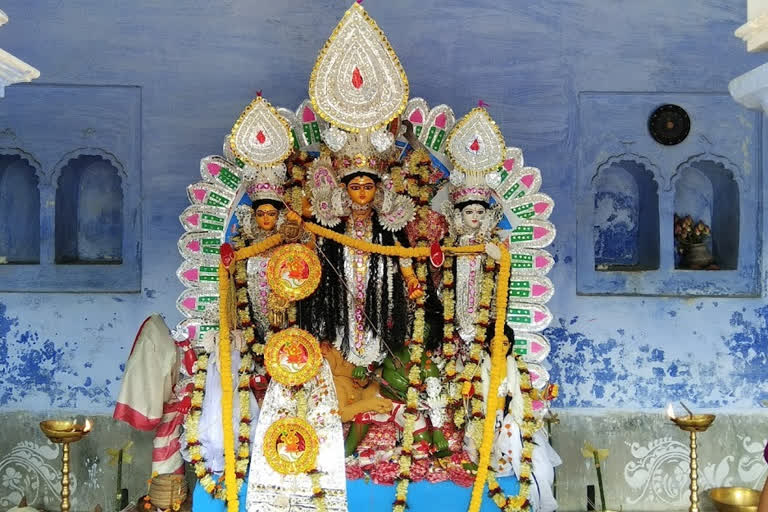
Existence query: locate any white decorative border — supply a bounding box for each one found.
[623,435,767,506]
[0,441,77,510]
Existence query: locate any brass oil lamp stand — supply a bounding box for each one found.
[668,408,715,512]
[40,419,92,512]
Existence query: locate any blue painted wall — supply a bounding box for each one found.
[0,0,765,412]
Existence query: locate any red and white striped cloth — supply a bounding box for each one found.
[114,314,186,475]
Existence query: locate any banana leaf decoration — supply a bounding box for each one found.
[582,441,609,512]
[107,441,133,512]
[106,441,134,466]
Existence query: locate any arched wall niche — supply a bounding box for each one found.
[576,92,760,297]
[54,152,124,264]
[672,154,741,270]
[591,155,660,271]
[0,149,41,263]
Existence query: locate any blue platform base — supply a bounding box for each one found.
[193,475,521,512]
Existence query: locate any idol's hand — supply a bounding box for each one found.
[352,366,367,380]
[286,209,302,224]
[407,276,423,300]
[485,242,501,261]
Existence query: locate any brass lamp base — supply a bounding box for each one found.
[670,414,716,512]
[40,420,91,512]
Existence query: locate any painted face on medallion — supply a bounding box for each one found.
[460,203,487,232]
[255,204,279,231]
[345,175,377,206]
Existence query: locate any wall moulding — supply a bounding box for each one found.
[0,84,141,292]
[735,11,768,52]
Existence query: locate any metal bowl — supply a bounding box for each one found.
[709,487,760,512]
[39,419,87,443]
[670,413,716,432]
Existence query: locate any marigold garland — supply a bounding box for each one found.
[303,222,483,259]
[217,264,239,512]
[184,332,253,501]
[215,217,513,512]
[392,260,427,512]
[392,153,436,512]
[468,246,514,512]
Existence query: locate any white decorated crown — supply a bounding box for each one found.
[229,95,294,169]
[244,164,287,204]
[309,2,409,134]
[229,95,293,204]
[445,107,506,205]
[329,130,394,180]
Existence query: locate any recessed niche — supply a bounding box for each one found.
[0,154,40,263]
[55,155,123,264]
[673,160,739,270]
[593,160,659,271]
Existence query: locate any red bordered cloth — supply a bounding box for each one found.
[114,314,184,474]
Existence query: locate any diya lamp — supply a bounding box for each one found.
[667,402,715,512]
[39,418,92,512]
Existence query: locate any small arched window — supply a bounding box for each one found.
[593,160,659,271]
[0,154,40,263]
[673,160,739,270]
[55,155,123,263]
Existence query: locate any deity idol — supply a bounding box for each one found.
[171,3,562,512]
[301,134,420,371]
[438,107,561,511]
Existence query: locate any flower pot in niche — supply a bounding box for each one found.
[684,242,713,268]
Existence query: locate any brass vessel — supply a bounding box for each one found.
[709,487,760,512]
[670,414,716,432]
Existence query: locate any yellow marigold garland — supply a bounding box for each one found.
[185,330,253,501]
[303,222,483,259]
[393,259,427,512]
[217,264,239,512]
[468,245,512,512]
[485,358,537,512]
[215,219,508,512]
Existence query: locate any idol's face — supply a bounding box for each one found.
[345,175,377,206]
[254,204,279,231]
[460,204,487,232]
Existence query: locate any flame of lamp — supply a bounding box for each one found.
[670,414,716,512]
[40,420,91,512]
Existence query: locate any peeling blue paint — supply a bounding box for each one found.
[546,316,735,408]
[145,288,157,298]
[0,302,115,408]
[593,189,638,266]
[726,305,768,385]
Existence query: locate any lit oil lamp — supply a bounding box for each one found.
[39,418,92,512]
[667,403,715,512]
